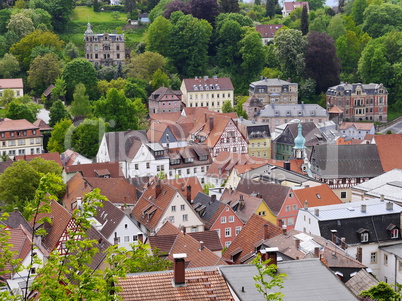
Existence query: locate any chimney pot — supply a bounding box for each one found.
[380,194,385,202]
[209,116,214,131]
[361,204,366,213]
[155,179,162,198]
[295,238,300,249]
[314,247,320,258]
[282,225,287,235]
[199,241,204,251]
[386,201,393,210]
[331,230,337,244]
[304,200,308,210]
[314,208,319,216]
[173,253,187,286]
[265,247,279,267]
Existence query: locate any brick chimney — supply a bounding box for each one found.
[295,238,300,249]
[209,116,214,131]
[331,230,337,244]
[283,161,290,171]
[137,233,144,244]
[282,225,287,235]
[186,185,192,203]
[266,247,279,266]
[263,224,269,240]
[314,247,320,258]
[199,241,204,251]
[304,200,308,210]
[341,237,346,250]
[173,253,187,286]
[155,179,162,198]
[259,249,268,262]
[356,247,362,263]
[211,195,216,203]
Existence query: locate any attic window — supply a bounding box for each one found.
[316,194,321,199]
[361,233,369,242]
[391,229,399,239]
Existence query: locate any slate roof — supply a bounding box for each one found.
[220,259,358,301]
[64,162,125,178]
[147,121,194,143]
[148,86,181,102]
[293,184,342,208]
[103,130,148,162]
[258,103,327,118]
[374,134,402,172]
[235,178,291,216]
[345,269,379,297]
[193,192,226,226]
[222,214,282,264]
[326,83,388,95]
[2,210,32,232]
[309,144,383,179]
[94,200,126,240]
[118,267,233,301]
[275,122,326,147]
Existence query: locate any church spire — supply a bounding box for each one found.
[85,20,93,35]
[294,122,306,159]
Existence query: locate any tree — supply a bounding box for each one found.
[305,31,340,94]
[47,118,73,153]
[221,0,240,14]
[93,0,100,12]
[124,80,148,102]
[126,51,166,82]
[27,53,61,96]
[0,158,63,212]
[252,254,286,301]
[274,29,307,81]
[146,16,173,57]
[6,12,35,39]
[163,0,191,19]
[190,0,220,25]
[0,89,15,108]
[61,58,98,103]
[125,0,137,14]
[94,88,140,132]
[70,83,92,117]
[362,3,402,39]
[351,0,367,25]
[71,118,105,157]
[9,29,64,70]
[0,9,12,34]
[308,0,325,10]
[150,69,170,91]
[300,5,308,35]
[266,0,275,18]
[0,53,20,78]
[46,76,67,109]
[63,41,80,61]
[48,0,75,32]
[239,30,266,78]
[326,14,346,41]
[49,100,71,127]
[111,11,120,20]
[215,18,243,70]
[222,100,234,113]
[6,101,36,122]
[360,282,401,301]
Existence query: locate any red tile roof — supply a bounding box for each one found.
[118,267,233,301]
[165,176,203,201]
[283,1,309,12]
[328,105,343,113]
[183,77,234,92]
[33,118,52,131]
[256,24,283,38]
[64,162,125,178]
[62,173,93,211]
[222,214,282,264]
[0,78,23,89]
[374,134,402,172]
[14,152,63,166]
[293,184,342,208]
[0,118,39,131]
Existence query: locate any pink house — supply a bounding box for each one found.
[282,2,310,17]
[148,86,182,114]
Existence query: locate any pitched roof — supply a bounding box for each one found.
[339,122,374,131]
[293,184,342,208]
[193,192,226,226]
[345,269,379,297]
[0,78,23,89]
[62,173,93,211]
[94,200,126,239]
[64,162,125,178]
[310,144,383,178]
[103,130,148,162]
[148,86,181,102]
[33,118,52,131]
[0,118,39,131]
[182,76,234,92]
[42,84,55,97]
[258,103,327,118]
[188,231,222,252]
[276,122,326,147]
[374,134,402,172]
[14,152,63,167]
[2,210,32,232]
[255,24,283,38]
[222,214,282,264]
[283,1,310,11]
[118,267,233,301]
[61,149,91,166]
[147,121,193,143]
[328,105,343,113]
[165,176,203,201]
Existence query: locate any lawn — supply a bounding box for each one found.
[71,6,126,23]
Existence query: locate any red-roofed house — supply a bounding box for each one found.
[0,78,23,98]
[180,76,234,112]
[282,1,309,17]
[148,86,182,114]
[256,24,283,44]
[62,161,125,182]
[0,118,43,157]
[373,134,402,172]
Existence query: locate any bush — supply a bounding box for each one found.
[102,5,125,11]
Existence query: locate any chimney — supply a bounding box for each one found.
[331,230,337,244]
[114,232,118,245]
[314,247,320,258]
[209,116,214,131]
[380,194,385,202]
[361,204,366,213]
[314,208,319,216]
[282,225,287,235]
[155,179,162,198]
[283,161,290,171]
[204,112,207,123]
[14,207,18,212]
[266,247,279,266]
[199,241,204,251]
[211,195,216,203]
[295,238,300,249]
[356,247,362,263]
[259,249,268,262]
[239,194,245,210]
[304,200,308,210]
[186,185,192,203]
[182,226,186,235]
[341,237,346,250]
[76,197,82,209]
[173,253,187,286]
[263,224,269,240]
[137,233,144,244]
[386,201,393,210]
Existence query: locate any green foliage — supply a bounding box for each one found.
[7,12,35,39]
[0,9,11,34]
[111,11,120,20]
[360,281,401,301]
[70,83,92,117]
[71,118,105,157]
[146,16,172,57]
[351,0,367,25]
[46,76,67,109]
[222,99,234,113]
[150,68,170,91]
[126,51,167,82]
[0,53,20,78]
[235,95,249,119]
[0,89,15,108]
[326,14,346,40]
[362,3,402,39]
[49,100,71,127]
[252,254,286,301]
[203,182,214,195]
[6,101,36,122]
[300,5,308,35]
[63,41,80,61]
[47,118,73,153]
[0,158,64,212]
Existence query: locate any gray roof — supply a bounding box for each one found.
[104,130,148,162]
[258,103,327,118]
[250,78,297,87]
[380,243,402,258]
[220,259,358,301]
[326,83,388,95]
[345,269,378,297]
[309,144,383,179]
[193,192,224,225]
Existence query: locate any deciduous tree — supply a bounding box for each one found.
[190,0,220,25]
[0,53,20,78]
[351,0,367,25]
[6,101,36,123]
[6,12,35,39]
[70,83,92,117]
[72,118,105,158]
[146,16,173,57]
[222,100,234,113]
[150,69,170,91]
[126,51,166,82]
[360,282,401,301]
[221,0,240,14]
[49,100,71,127]
[362,3,402,39]
[47,118,73,153]
[163,0,190,18]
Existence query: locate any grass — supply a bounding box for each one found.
[71,6,126,23]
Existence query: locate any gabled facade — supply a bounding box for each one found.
[180,76,234,112]
[0,78,23,98]
[249,77,298,106]
[148,86,182,114]
[326,83,388,122]
[339,122,375,140]
[255,24,283,44]
[282,1,310,17]
[237,118,271,159]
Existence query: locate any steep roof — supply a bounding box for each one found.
[103,130,148,162]
[0,118,38,131]
[64,162,125,178]
[62,173,93,211]
[2,210,32,232]
[276,122,325,147]
[222,214,282,264]
[33,118,52,131]
[255,24,283,38]
[193,192,226,227]
[94,200,126,239]
[374,134,402,172]
[345,269,379,297]
[118,267,233,301]
[182,76,234,92]
[258,103,327,118]
[283,1,310,12]
[148,86,181,102]
[328,105,343,113]
[165,176,203,202]
[293,184,342,208]
[0,78,23,89]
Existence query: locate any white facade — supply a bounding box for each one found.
[339,125,375,140]
[168,164,209,185]
[109,215,144,250]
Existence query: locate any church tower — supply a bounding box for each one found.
[293,122,306,159]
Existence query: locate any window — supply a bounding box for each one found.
[341,192,347,199]
[225,228,231,237]
[133,235,138,241]
[293,205,297,210]
[370,252,377,263]
[30,138,34,144]
[285,206,290,212]
[391,229,399,239]
[288,217,294,225]
[11,132,14,137]
[171,205,176,212]
[221,216,226,223]
[258,211,266,216]
[235,226,242,235]
[146,162,150,169]
[225,241,231,248]
[135,164,139,170]
[124,236,130,242]
[229,216,234,223]
[182,214,188,222]
[124,224,128,229]
[399,261,402,272]
[361,232,369,242]
[384,254,388,266]
[30,267,36,274]
[180,204,185,211]
[187,168,190,175]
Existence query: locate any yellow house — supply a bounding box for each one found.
[237,118,271,159]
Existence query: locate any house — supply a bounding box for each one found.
[220,259,358,301]
[326,82,388,122]
[147,121,193,148]
[242,95,264,118]
[249,77,298,106]
[149,222,225,267]
[93,200,145,249]
[193,192,244,248]
[222,214,282,264]
[0,118,43,157]
[33,118,52,132]
[117,264,233,301]
[96,130,169,178]
[309,144,384,202]
[294,199,402,281]
[131,178,205,235]
[148,86,182,114]
[372,134,402,172]
[166,145,213,183]
[237,117,271,159]
[165,176,204,203]
[273,122,326,160]
[180,76,234,112]
[61,149,92,166]
[352,169,402,203]
[84,22,125,67]
[282,1,310,17]
[0,78,23,98]
[256,103,328,131]
[255,24,283,44]
[293,184,342,207]
[138,13,149,24]
[339,122,375,140]
[62,161,125,182]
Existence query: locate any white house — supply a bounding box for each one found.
[339,122,375,140]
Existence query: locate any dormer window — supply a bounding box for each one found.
[357,228,369,242]
[391,229,399,239]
